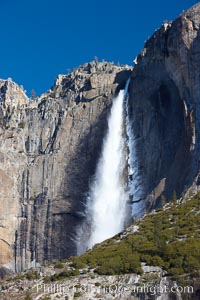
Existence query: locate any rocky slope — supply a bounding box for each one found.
[128,2,200,210]
[0,62,131,270]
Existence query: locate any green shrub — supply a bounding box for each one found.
[49,269,80,281]
[24,292,33,300]
[140,254,152,265]
[71,257,86,269]
[26,271,40,280]
[43,276,51,283]
[18,121,26,129]
[74,292,81,298]
[95,282,101,287]
[54,262,64,269]
[41,297,51,300]
[150,255,164,267]
[168,267,184,276]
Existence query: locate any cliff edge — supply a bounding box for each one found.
[0,62,131,270]
[128,2,200,210]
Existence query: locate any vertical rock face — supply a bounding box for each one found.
[0,79,28,106]
[0,62,131,269]
[128,3,200,209]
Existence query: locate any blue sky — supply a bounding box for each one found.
[0,0,197,96]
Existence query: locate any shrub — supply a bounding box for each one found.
[41,297,51,300]
[24,293,33,300]
[74,291,81,298]
[54,262,64,269]
[150,255,165,267]
[168,267,184,276]
[49,269,80,281]
[95,282,101,287]
[71,258,86,269]
[26,271,40,280]
[140,254,152,265]
[18,121,26,129]
[43,276,51,283]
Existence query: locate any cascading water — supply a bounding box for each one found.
[77,81,130,253]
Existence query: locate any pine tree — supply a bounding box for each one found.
[161,195,166,208]
[31,89,36,100]
[94,55,98,63]
[171,190,177,205]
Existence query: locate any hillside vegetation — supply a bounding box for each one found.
[69,194,200,279]
[2,193,200,299]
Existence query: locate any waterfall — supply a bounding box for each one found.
[78,82,130,253]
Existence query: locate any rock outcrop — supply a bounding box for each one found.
[0,62,131,270]
[128,2,200,210]
[0,79,28,106]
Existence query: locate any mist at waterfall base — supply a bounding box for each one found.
[77,81,142,254]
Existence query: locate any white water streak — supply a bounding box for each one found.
[86,85,129,249]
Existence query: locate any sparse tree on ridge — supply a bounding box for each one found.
[94,55,98,63]
[31,89,36,100]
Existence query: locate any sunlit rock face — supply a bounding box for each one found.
[128,3,200,210]
[0,79,28,106]
[0,62,131,270]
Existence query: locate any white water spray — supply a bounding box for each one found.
[83,83,130,249]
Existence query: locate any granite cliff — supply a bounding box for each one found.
[0,62,130,270]
[128,2,200,210]
[1,2,200,273]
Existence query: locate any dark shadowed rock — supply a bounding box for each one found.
[0,267,13,279]
[128,2,200,209]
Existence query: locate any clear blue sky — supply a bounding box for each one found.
[0,0,197,96]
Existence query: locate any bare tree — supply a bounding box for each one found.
[94,55,98,63]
